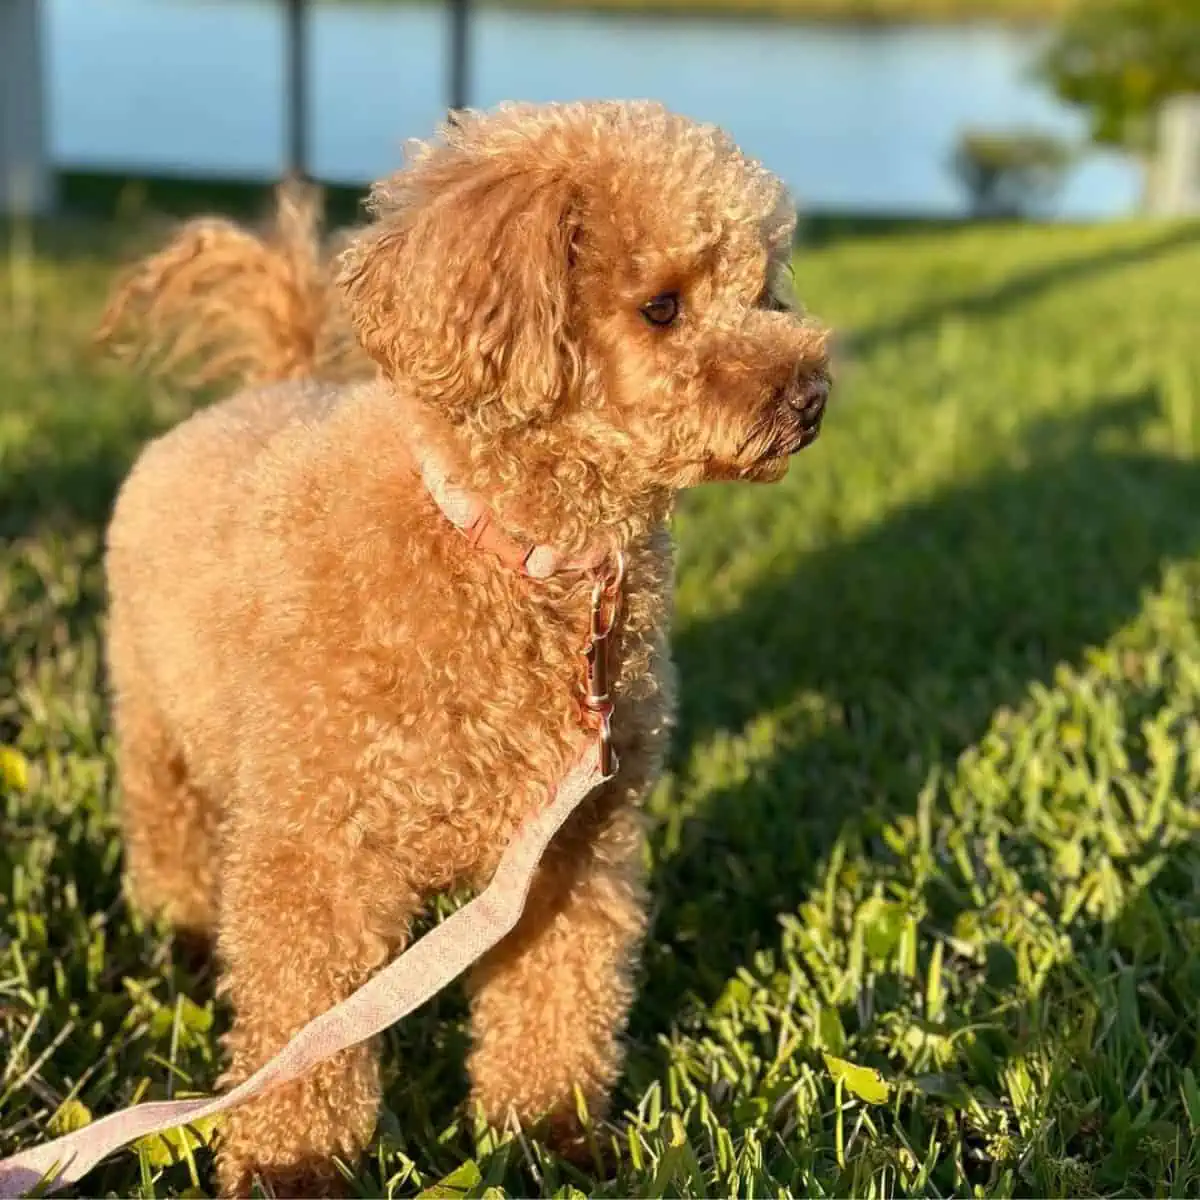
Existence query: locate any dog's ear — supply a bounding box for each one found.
[337,144,579,430]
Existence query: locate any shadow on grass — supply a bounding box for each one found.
[846,222,1200,356]
[636,389,1200,1028]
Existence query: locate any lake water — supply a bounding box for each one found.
[45,0,1142,218]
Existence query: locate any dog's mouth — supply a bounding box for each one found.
[784,416,824,454]
[696,375,829,484]
[787,373,830,444]
[763,406,826,460]
[732,404,823,483]
[737,398,826,460]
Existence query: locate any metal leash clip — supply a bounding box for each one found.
[581,550,625,779]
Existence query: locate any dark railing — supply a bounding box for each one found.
[448,0,471,115]
[281,0,473,179]
[284,0,309,178]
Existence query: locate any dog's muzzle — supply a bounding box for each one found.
[785,372,830,449]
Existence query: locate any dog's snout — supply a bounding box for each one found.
[788,372,829,422]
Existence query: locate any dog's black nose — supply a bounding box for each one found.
[789,374,829,423]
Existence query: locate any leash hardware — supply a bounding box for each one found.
[581,550,625,779]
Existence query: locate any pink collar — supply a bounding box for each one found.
[412,445,611,580]
[410,439,624,776]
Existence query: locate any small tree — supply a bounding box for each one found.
[1039,0,1200,155]
[952,130,1073,219]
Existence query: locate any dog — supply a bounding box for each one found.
[100,100,831,1196]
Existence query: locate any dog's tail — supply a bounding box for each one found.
[96,181,370,390]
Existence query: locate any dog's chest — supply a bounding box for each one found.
[362,541,675,893]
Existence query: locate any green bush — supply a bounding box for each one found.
[951,129,1073,218]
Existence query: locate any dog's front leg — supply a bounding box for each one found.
[465,790,648,1160]
[213,804,418,1198]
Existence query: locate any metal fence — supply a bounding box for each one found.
[281,0,471,177]
[0,0,473,215]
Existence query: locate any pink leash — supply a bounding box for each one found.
[0,742,608,1197]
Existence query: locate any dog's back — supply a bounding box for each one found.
[99,187,378,930]
[101,182,372,751]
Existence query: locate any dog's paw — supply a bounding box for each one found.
[540,1111,618,1177]
[217,1155,351,1199]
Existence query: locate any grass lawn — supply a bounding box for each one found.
[2,211,1200,1198]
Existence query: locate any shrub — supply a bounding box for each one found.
[951,129,1074,218]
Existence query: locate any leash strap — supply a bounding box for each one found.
[0,742,607,1198]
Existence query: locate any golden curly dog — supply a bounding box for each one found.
[100,100,831,1196]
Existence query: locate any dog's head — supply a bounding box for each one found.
[338,101,830,495]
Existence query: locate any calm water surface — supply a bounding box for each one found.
[46,0,1142,217]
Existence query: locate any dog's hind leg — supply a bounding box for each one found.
[111,680,220,943]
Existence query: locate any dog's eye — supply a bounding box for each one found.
[640,292,680,327]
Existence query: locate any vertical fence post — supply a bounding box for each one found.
[448,0,471,118]
[0,0,55,216]
[284,0,308,179]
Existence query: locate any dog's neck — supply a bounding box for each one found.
[380,381,672,561]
